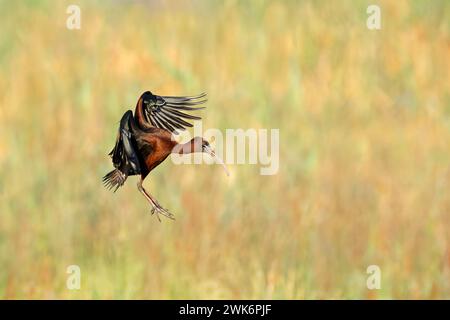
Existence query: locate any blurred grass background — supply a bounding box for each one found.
[0,0,449,299]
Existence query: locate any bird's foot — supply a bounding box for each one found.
[150,203,175,221]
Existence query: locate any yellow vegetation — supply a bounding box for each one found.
[0,0,449,299]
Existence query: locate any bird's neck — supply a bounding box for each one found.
[173,139,199,154]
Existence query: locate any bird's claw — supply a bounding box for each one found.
[150,203,175,221]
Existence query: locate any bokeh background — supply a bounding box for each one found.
[0,0,449,299]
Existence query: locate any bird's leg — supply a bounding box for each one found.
[138,183,173,221]
[137,178,175,221]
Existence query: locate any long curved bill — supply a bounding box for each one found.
[203,145,230,177]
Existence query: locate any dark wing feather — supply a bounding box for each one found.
[103,111,141,192]
[102,169,127,192]
[143,92,206,134]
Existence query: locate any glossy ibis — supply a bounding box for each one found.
[103,91,229,221]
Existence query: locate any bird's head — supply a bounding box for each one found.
[191,137,213,152]
[191,137,229,176]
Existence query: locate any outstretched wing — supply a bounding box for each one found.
[141,92,206,134]
[103,111,141,192]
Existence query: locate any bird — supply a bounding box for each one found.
[103,91,229,221]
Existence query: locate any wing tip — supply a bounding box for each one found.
[102,169,126,192]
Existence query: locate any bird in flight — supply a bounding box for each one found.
[103,91,229,221]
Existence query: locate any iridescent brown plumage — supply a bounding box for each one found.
[103,91,229,221]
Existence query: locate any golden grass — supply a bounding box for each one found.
[0,0,449,299]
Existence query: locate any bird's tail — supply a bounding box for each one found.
[102,169,127,192]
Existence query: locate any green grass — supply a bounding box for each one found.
[0,0,449,299]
